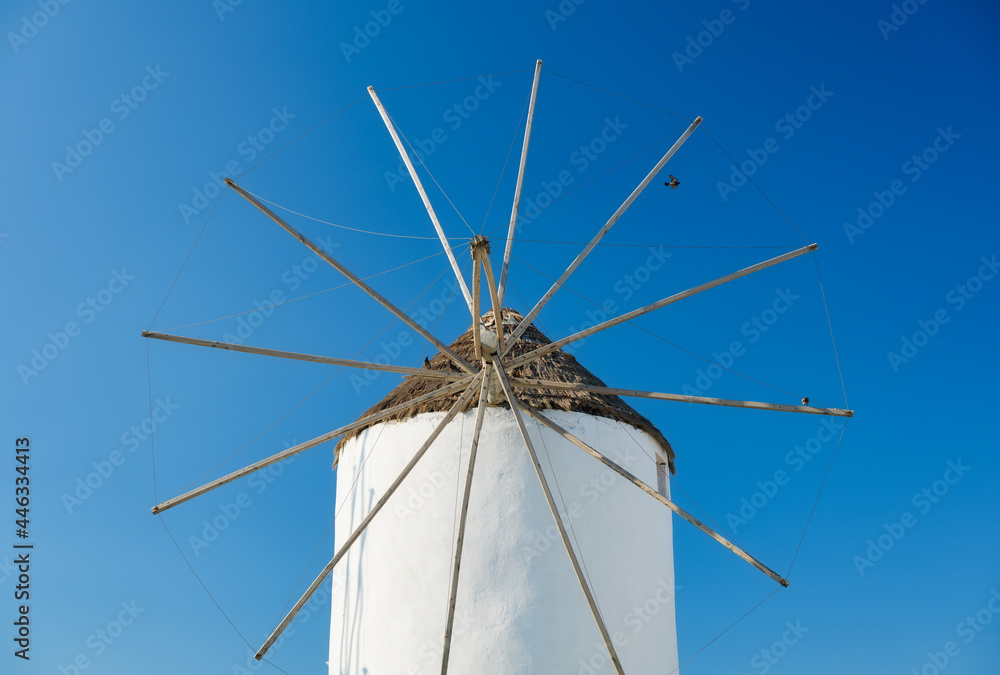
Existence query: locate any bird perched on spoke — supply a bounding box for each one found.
[801,397,810,405]
[423,356,432,369]
[664,175,680,189]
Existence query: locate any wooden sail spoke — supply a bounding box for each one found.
[151,376,476,514]
[440,367,492,675]
[368,86,474,316]
[519,405,789,587]
[493,362,627,675]
[509,378,853,418]
[142,331,468,381]
[472,247,483,361]
[498,59,543,308]
[505,243,818,370]
[224,177,475,374]
[479,246,506,355]
[254,372,485,660]
[502,116,704,356]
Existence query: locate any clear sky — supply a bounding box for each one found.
[2,1,998,674]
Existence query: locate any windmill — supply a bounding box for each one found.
[144,60,853,673]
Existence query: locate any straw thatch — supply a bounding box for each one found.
[334,308,674,472]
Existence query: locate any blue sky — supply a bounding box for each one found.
[2,1,998,673]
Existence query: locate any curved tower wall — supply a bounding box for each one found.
[329,407,677,674]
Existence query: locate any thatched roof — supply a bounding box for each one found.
[334,308,674,472]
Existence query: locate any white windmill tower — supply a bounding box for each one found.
[143,60,852,674]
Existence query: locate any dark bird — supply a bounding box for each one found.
[664,175,680,189]
[423,356,432,369]
[801,397,810,405]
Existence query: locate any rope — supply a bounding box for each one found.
[171,259,458,494]
[147,263,463,669]
[666,587,782,675]
[786,420,849,576]
[486,133,676,238]
[157,518,254,648]
[158,250,446,332]
[531,415,611,633]
[505,240,794,249]
[542,69,692,121]
[507,250,803,399]
[701,126,809,244]
[270,423,388,631]
[241,188,450,241]
[779,253,851,576]
[487,248,555,340]
[415,250,469,366]
[150,304,290,673]
[614,420,744,546]
[385,108,476,235]
[480,91,531,233]
[235,95,366,180]
[813,253,849,408]
[156,517,295,674]
[373,68,534,92]
[143,68,851,673]
[446,410,467,597]
[147,190,225,330]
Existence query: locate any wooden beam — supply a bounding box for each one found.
[505,243,818,370]
[493,363,626,675]
[440,367,492,675]
[150,376,475,514]
[368,86,474,316]
[142,331,468,382]
[480,250,506,355]
[502,116,704,357]
[472,246,482,361]
[520,405,789,588]
[255,373,485,660]
[498,59,543,307]
[509,377,853,418]
[224,177,475,374]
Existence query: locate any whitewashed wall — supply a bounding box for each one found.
[329,408,678,675]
